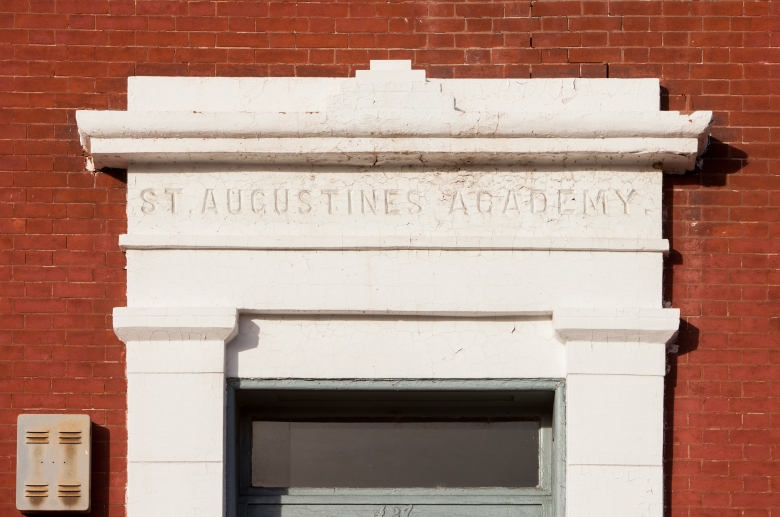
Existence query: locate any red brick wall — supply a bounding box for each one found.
[1,1,777,516]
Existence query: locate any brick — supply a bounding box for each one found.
[493,18,539,33]
[214,2,266,17]
[568,48,621,63]
[455,34,504,48]
[650,16,703,32]
[15,14,68,29]
[649,48,703,63]
[493,49,540,64]
[215,33,269,48]
[335,19,388,33]
[532,32,581,48]
[465,18,492,32]
[375,34,426,49]
[255,18,307,33]
[531,63,581,78]
[297,3,347,18]
[569,16,621,32]
[295,34,349,49]
[414,18,465,33]
[612,2,663,16]
[455,4,505,18]
[531,1,580,17]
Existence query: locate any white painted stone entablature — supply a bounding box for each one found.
[79,60,711,517]
[78,60,711,173]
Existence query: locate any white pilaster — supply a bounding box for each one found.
[115,307,239,517]
[554,307,679,517]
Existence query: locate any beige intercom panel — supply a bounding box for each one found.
[16,414,91,514]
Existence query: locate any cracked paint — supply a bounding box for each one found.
[104,66,706,517]
[127,166,661,240]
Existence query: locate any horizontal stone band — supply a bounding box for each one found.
[78,110,711,140]
[119,234,669,253]
[86,136,702,172]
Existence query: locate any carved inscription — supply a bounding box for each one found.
[136,187,638,217]
[374,505,414,517]
[128,170,659,238]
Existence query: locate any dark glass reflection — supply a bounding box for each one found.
[252,419,539,488]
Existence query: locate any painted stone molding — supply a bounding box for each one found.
[123,168,660,239]
[78,61,712,517]
[553,307,680,345]
[77,60,712,172]
[113,306,239,342]
[117,307,239,517]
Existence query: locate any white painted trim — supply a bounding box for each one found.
[118,235,670,253]
[113,306,239,342]
[114,306,679,345]
[84,136,702,172]
[126,77,661,114]
[553,307,680,344]
[118,306,238,517]
[77,110,711,140]
[96,71,704,517]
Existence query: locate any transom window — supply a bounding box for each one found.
[229,381,564,517]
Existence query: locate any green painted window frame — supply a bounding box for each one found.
[227,379,565,517]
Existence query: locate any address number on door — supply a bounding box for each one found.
[374,505,414,517]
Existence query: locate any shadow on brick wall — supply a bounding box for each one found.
[663,320,699,517]
[670,137,747,189]
[90,423,113,516]
[660,130,744,517]
[99,168,128,184]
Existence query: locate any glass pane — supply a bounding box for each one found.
[252,419,539,488]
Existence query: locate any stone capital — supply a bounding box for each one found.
[553,307,680,345]
[113,307,239,343]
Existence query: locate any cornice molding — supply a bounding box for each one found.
[113,307,239,343]
[75,63,712,173]
[553,307,680,345]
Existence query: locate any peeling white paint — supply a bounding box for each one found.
[87,61,711,517]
